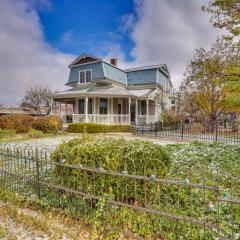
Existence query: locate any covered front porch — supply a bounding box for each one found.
[51,96,159,125]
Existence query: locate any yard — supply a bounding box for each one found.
[0,130,239,239]
[0,115,239,239]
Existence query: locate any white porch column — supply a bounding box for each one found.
[54,100,57,114]
[107,98,110,124]
[93,97,96,114]
[135,99,138,124]
[146,99,149,124]
[95,97,99,114]
[59,103,62,115]
[85,97,88,123]
[111,98,114,114]
[75,98,78,114]
[50,99,53,114]
[73,98,78,122]
[128,97,131,124]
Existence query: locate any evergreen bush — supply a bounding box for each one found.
[68,123,132,133]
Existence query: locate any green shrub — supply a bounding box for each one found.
[68,123,132,133]
[51,135,170,203]
[32,116,62,133]
[0,129,16,138]
[162,110,181,126]
[0,115,34,133]
[27,128,44,138]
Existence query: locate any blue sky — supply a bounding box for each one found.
[39,0,135,59]
[0,0,221,104]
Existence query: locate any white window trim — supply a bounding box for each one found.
[78,69,92,84]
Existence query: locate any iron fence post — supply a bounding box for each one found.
[155,122,157,137]
[181,121,184,140]
[35,147,41,199]
[215,122,218,142]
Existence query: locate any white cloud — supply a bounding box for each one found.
[0,0,223,105]
[60,30,74,44]
[123,0,222,88]
[0,0,75,105]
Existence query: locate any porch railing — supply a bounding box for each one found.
[53,114,160,125]
[53,114,131,125]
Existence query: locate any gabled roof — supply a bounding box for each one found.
[68,53,101,68]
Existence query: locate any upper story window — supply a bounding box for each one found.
[79,69,92,84]
[86,70,91,82]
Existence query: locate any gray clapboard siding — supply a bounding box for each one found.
[67,62,104,84]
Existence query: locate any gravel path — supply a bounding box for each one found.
[0,134,79,152]
[0,133,178,153]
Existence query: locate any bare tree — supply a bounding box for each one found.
[21,85,52,116]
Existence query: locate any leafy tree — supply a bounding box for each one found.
[180,39,240,130]
[202,0,240,36]
[21,85,52,116]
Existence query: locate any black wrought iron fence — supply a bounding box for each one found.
[133,120,240,144]
[0,144,239,239]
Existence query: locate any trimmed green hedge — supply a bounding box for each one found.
[51,136,170,203]
[68,123,132,133]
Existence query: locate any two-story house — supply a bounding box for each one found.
[51,54,173,125]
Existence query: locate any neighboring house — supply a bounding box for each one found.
[168,90,182,114]
[51,54,173,125]
[0,106,31,116]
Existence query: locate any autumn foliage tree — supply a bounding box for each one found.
[202,0,240,37]
[180,38,240,130]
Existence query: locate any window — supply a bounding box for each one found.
[79,69,92,84]
[86,70,91,82]
[171,100,175,105]
[80,71,85,83]
[78,99,84,114]
[99,98,108,114]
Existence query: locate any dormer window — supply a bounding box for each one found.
[79,69,92,84]
[86,70,91,82]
